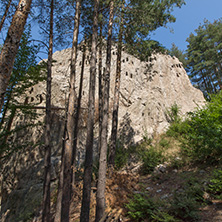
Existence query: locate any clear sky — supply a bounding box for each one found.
[151,0,222,52]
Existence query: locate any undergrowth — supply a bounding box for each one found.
[126,93,222,221]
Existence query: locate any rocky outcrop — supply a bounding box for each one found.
[0,47,205,221]
[21,47,205,142]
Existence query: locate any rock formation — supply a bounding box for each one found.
[21,46,205,141]
[0,47,205,221]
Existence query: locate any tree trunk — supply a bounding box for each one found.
[54,120,66,222]
[0,0,32,113]
[95,1,114,221]
[71,38,86,187]
[80,0,99,221]
[108,2,124,166]
[42,0,53,221]
[0,0,13,33]
[55,0,82,221]
[98,22,103,155]
[0,105,16,147]
[0,87,13,130]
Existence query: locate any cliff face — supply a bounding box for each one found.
[0,47,205,221]
[23,47,205,140]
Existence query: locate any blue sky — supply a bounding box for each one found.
[152,0,222,52]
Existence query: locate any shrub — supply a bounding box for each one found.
[140,146,165,175]
[208,169,222,198]
[181,93,222,163]
[170,192,200,221]
[126,193,177,222]
[114,139,130,169]
[166,92,222,164]
[165,103,181,124]
[170,176,206,221]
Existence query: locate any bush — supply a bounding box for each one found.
[208,169,222,198]
[126,193,177,222]
[140,146,165,175]
[182,93,222,163]
[170,176,206,221]
[166,92,222,164]
[170,192,200,221]
[165,103,181,124]
[113,139,131,169]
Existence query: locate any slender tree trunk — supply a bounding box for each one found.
[98,23,103,155]
[0,0,32,113]
[71,38,86,187]
[0,0,13,33]
[0,88,13,130]
[0,105,16,146]
[42,0,53,221]
[95,1,114,221]
[56,0,82,221]
[80,0,99,221]
[108,2,124,166]
[54,120,66,222]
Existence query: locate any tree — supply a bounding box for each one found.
[42,0,54,221]
[186,19,222,96]
[169,43,187,68]
[0,0,32,113]
[80,0,99,221]
[0,0,13,33]
[0,26,45,159]
[54,0,82,221]
[95,1,114,221]
[109,0,185,167]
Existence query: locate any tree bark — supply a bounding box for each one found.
[95,1,114,221]
[108,2,124,166]
[42,0,53,221]
[98,22,103,155]
[71,38,86,187]
[80,0,99,221]
[54,0,82,221]
[0,0,32,113]
[0,0,13,33]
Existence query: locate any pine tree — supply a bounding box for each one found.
[0,0,32,113]
[42,0,54,221]
[54,0,82,221]
[186,19,222,96]
[95,1,114,221]
[80,0,99,221]
[109,0,124,166]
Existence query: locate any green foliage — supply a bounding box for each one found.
[181,93,222,163]
[159,138,170,148]
[170,176,206,221]
[186,19,222,95]
[208,169,222,198]
[139,145,165,175]
[114,141,129,170]
[169,43,188,68]
[126,193,177,222]
[0,26,46,160]
[124,0,185,60]
[166,93,222,164]
[113,138,138,170]
[165,103,181,124]
[170,193,200,221]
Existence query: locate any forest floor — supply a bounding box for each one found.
[36,135,222,222]
[48,163,222,222]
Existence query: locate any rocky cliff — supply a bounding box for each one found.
[0,47,205,221]
[22,46,205,141]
